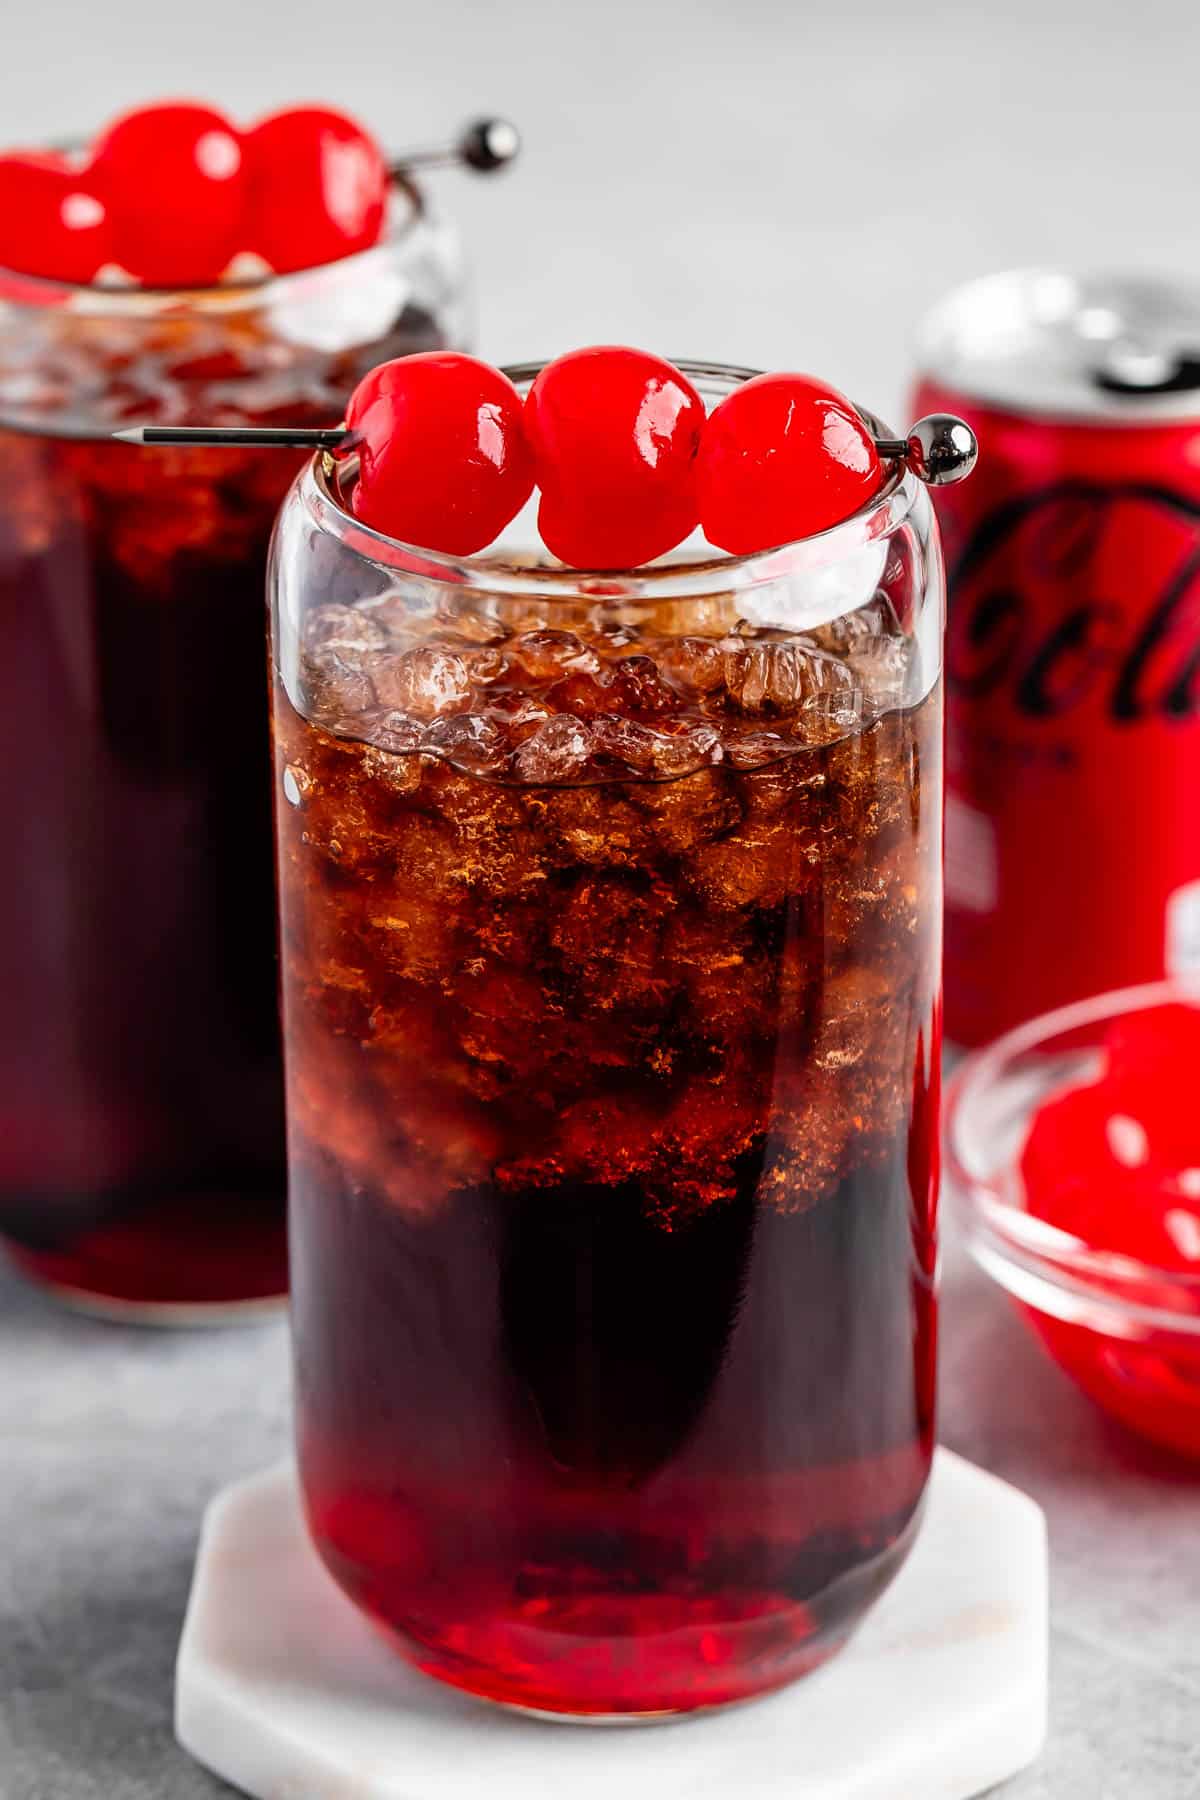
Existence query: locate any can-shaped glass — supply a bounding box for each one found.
[271,364,944,1717]
[0,188,467,1316]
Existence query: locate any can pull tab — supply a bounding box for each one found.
[874,415,979,486]
[1093,343,1200,396]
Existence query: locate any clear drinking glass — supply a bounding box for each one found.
[271,363,944,1715]
[0,184,468,1318]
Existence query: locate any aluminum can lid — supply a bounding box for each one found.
[916,269,1200,422]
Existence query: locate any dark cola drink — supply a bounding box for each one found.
[271,385,944,1717]
[914,271,1200,1047]
[0,217,465,1315]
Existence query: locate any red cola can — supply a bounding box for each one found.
[912,270,1200,1047]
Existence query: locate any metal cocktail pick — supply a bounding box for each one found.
[872,415,979,485]
[112,426,354,448]
[391,115,522,177]
[113,413,979,484]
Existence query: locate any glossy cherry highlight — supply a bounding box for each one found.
[91,102,245,286]
[524,347,705,569]
[344,353,535,557]
[245,106,388,275]
[0,153,111,284]
[697,373,883,554]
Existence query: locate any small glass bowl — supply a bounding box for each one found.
[946,980,1200,1458]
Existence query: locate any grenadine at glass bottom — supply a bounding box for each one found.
[272,381,943,1717]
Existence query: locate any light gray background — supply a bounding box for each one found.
[2,0,1200,421]
[3,2,1200,1795]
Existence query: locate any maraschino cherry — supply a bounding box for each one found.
[1021,1002,1200,1272]
[1105,1003,1200,1119]
[696,373,882,553]
[123,349,906,567]
[0,98,525,286]
[333,352,895,564]
[244,106,388,274]
[91,102,246,286]
[0,152,111,284]
[344,353,534,557]
[524,347,705,569]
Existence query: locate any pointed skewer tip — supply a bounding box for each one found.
[113,426,145,444]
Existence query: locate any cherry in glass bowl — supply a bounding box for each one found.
[946,981,1200,1459]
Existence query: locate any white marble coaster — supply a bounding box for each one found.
[176,1449,1047,1800]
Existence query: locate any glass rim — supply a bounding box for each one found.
[945,977,1200,1318]
[299,359,922,603]
[0,176,431,313]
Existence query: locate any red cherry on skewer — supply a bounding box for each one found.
[91,101,245,286]
[244,105,388,275]
[0,152,111,284]
[524,347,705,570]
[696,372,883,554]
[344,352,535,557]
